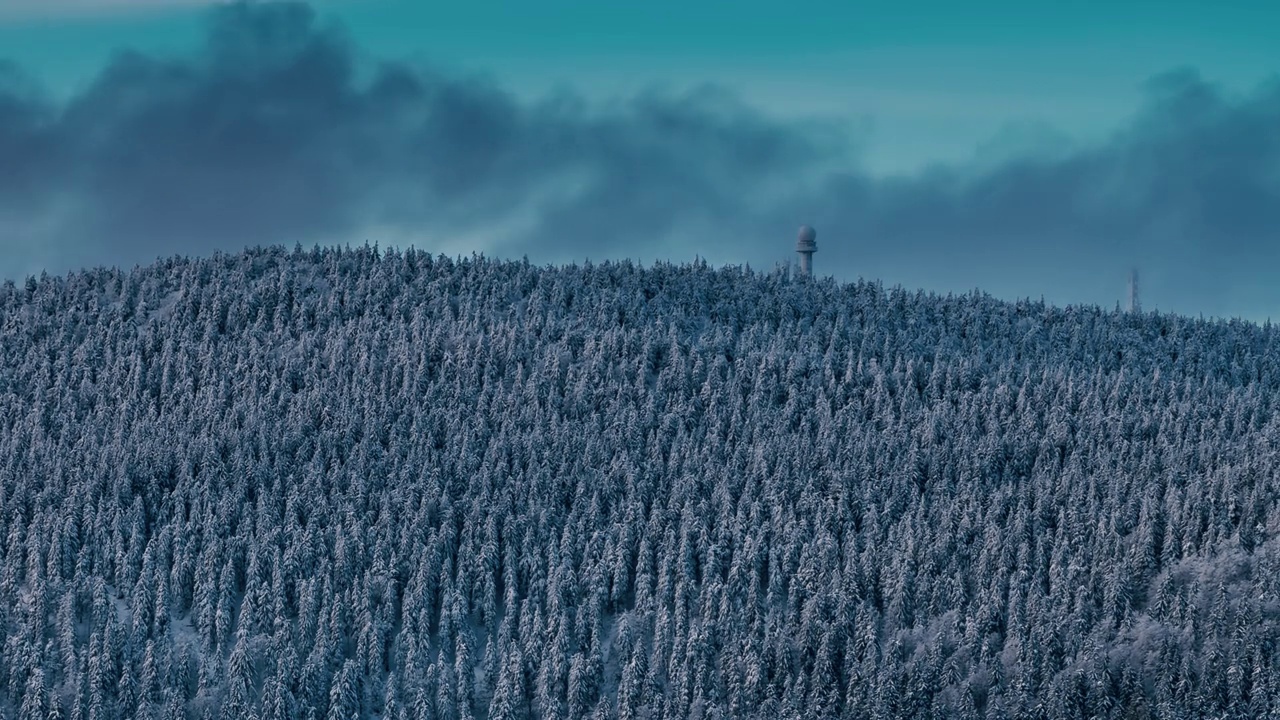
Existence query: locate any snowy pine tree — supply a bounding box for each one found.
[0,247,1278,718]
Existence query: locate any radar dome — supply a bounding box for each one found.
[796,225,817,251]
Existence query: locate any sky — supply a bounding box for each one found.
[1,1,1279,319]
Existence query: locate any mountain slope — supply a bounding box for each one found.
[1,246,1278,719]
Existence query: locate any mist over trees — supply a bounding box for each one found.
[1,245,1279,719]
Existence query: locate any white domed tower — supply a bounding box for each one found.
[796,225,817,278]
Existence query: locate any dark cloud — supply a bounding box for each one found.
[1,2,1279,318]
[0,2,847,279]
[784,68,1280,317]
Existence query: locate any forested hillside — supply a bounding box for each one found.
[2,245,1279,719]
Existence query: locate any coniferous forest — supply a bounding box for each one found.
[3,245,1280,720]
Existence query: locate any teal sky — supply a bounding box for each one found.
[3,1,1280,320]
[4,0,1279,174]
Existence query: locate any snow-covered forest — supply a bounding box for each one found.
[2,245,1279,719]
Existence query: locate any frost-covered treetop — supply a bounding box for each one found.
[1,244,1278,719]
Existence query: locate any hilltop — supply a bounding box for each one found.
[1,245,1278,719]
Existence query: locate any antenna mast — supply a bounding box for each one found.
[1127,268,1141,313]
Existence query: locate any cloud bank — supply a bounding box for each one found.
[2,1,1279,318]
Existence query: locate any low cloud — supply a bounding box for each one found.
[801,69,1280,315]
[2,1,1279,318]
[0,2,848,278]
